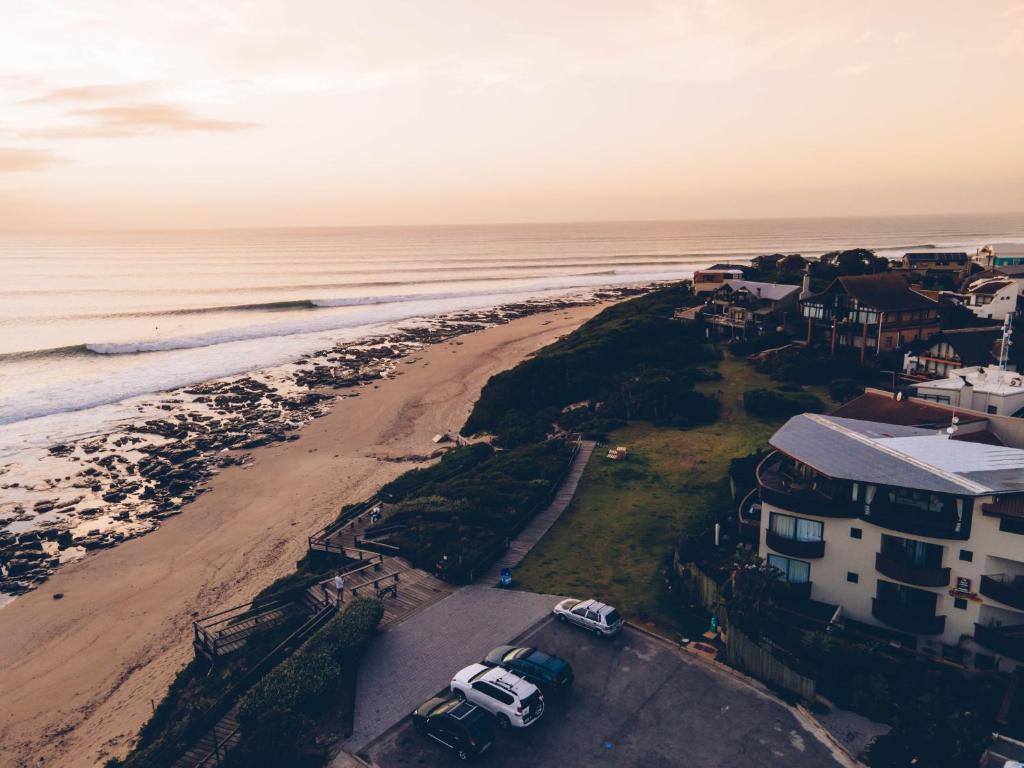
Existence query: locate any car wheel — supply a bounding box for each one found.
[497,714,511,730]
[558,613,567,623]
[457,749,469,761]
[593,627,603,637]
[454,689,466,701]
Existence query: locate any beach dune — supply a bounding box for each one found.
[0,304,605,768]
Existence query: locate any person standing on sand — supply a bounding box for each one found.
[333,572,345,607]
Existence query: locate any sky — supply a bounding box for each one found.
[1,1,1023,229]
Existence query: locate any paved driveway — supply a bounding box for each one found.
[362,618,848,768]
[338,586,565,757]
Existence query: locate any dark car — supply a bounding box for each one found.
[412,695,496,761]
[482,645,574,695]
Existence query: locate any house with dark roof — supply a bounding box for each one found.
[901,252,970,273]
[699,279,799,337]
[753,412,1024,670]
[799,273,940,362]
[903,327,1017,379]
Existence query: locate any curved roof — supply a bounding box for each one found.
[770,414,1024,496]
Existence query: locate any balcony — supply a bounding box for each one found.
[980,574,1024,611]
[868,503,965,541]
[756,454,855,518]
[874,552,950,587]
[871,598,946,635]
[974,623,1024,661]
[766,530,825,559]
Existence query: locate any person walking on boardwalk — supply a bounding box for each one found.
[333,571,345,607]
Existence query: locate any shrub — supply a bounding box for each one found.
[462,283,721,445]
[743,388,825,419]
[379,442,493,502]
[233,598,383,767]
[378,441,574,581]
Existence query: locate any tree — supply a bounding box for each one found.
[727,551,781,640]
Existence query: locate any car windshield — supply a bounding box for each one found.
[605,609,621,624]
[468,667,491,683]
[527,650,552,665]
[506,648,530,661]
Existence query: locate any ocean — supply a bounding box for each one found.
[1,214,1023,601]
[3,215,1024,443]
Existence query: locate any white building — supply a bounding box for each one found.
[963,276,1019,321]
[913,365,1024,416]
[757,413,1024,671]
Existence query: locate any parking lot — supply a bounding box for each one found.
[360,617,847,768]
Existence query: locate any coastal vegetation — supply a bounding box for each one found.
[462,283,719,446]
[376,440,574,581]
[512,356,833,632]
[232,597,383,767]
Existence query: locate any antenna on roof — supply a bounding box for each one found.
[999,314,1014,371]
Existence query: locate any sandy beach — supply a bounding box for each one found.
[0,302,606,768]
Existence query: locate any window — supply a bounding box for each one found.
[954,598,968,610]
[847,572,859,583]
[850,527,862,539]
[987,405,998,414]
[767,554,811,583]
[881,534,943,568]
[959,549,973,562]
[769,513,823,542]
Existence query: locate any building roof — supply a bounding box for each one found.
[701,263,747,273]
[770,413,1024,495]
[915,365,1024,396]
[924,328,1002,367]
[968,277,1016,296]
[830,391,985,427]
[807,273,939,311]
[720,279,799,302]
[904,252,969,264]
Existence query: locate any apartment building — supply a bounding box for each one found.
[756,412,1024,671]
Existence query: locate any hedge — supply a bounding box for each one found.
[231,597,384,767]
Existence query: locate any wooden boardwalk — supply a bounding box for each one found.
[481,440,595,584]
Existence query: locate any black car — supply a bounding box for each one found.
[482,645,574,695]
[412,695,496,761]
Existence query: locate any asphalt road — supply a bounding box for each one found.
[362,617,847,768]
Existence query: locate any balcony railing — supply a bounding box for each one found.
[874,552,950,587]
[871,598,946,635]
[766,530,825,559]
[980,574,1024,611]
[974,623,1024,661]
[756,453,855,518]
[867,503,965,541]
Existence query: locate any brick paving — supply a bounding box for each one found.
[337,585,565,756]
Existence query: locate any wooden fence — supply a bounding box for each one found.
[721,611,817,702]
[680,558,817,703]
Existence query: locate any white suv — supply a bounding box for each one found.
[450,663,545,729]
[553,598,624,636]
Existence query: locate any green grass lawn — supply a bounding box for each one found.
[513,356,834,634]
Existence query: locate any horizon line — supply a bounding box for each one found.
[1,210,1023,235]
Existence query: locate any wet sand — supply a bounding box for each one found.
[0,302,606,768]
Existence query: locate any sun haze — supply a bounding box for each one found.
[1,1,1022,229]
